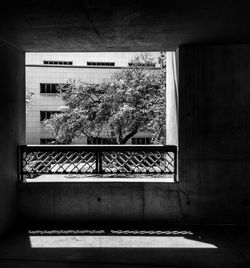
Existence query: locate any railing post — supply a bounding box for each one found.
[99,151,102,174]
[95,151,99,174]
[174,149,178,183]
[95,151,102,174]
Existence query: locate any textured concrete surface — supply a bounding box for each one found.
[0,41,25,235]
[18,181,182,224]
[1,1,250,52]
[0,225,250,267]
[18,45,250,225]
[178,45,250,224]
[1,0,250,241]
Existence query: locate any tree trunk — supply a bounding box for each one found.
[120,128,138,144]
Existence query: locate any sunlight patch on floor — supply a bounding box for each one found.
[29,235,217,248]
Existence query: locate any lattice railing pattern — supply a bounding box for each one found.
[102,151,175,174]
[22,150,96,175]
[19,145,177,181]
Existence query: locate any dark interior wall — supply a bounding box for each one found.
[178,44,250,223]
[19,44,250,224]
[18,181,182,224]
[0,41,25,235]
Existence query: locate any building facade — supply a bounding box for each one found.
[25,52,161,145]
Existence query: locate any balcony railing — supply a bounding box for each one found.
[19,145,177,182]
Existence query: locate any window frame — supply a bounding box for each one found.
[40,111,61,121]
[87,61,115,67]
[43,60,73,65]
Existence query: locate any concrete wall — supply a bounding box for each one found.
[178,44,250,223]
[0,41,25,234]
[166,51,178,146]
[19,182,181,224]
[19,44,250,224]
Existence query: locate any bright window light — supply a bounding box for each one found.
[29,235,217,248]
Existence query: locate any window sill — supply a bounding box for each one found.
[23,174,176,183]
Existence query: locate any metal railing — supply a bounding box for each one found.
[19,145,177,182]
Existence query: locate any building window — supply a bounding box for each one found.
[43,61,73,65]
[87,62,115,67]
[128,62,156,67]
[87,137,117,144]
[40,83,60,94]
[131,137,151,144]
[40,111,61,121]
[40,83,69,94]
[40,138,68,144]
[40,138,56,144]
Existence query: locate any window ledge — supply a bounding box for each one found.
[23,174,176,183]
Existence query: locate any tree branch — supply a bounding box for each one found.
[120,128,138,144]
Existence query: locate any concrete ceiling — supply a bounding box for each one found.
[1,0,250,52]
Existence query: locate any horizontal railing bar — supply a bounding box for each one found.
[20,144,177,153]
[20,171,174,175]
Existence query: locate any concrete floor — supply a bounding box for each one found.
[0,225,250,267]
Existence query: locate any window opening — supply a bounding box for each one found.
[43,61,73,65]
[87,61,115,66]
[40,111,61,121]
[131,137,151,144]
[40,83,59,94]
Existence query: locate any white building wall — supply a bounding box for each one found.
[26,52,161,67]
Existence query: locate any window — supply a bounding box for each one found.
[87,62,115,67]
[40,111,61,121]
[40,138,56,144]
[40,83,59,94]
[87,137,117,144]
[128,62,155,67]
[40,138,68,144]
[43,61,73,65]
[40,83,69,94]
[131,137,151,144]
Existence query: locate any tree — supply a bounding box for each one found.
[26,91,34,113]
[44,82,106,143]
[44,53,166,144]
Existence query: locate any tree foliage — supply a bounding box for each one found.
[26,91,34,113]
[44,53,166,144]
